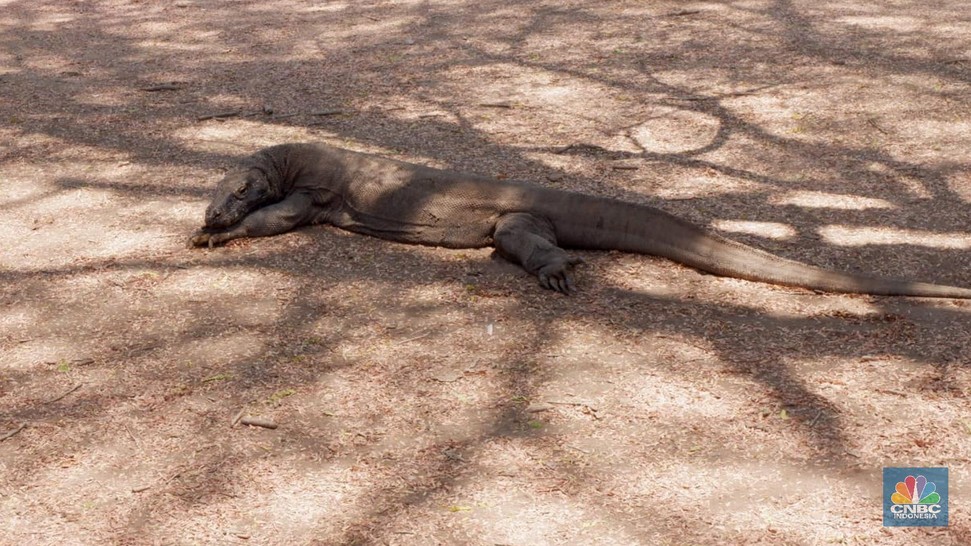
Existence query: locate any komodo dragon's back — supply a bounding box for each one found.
[190,142,971,298]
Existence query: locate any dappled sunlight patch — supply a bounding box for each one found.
[711,219,796,240]
[134,39,218,54]
[156,266,289,301]
[1,132,132,162]
[20,52,80,73]
[770,190,895,210]
[250,464,360,538]
[650,170,768,199]
[21,10,76,32]
[819,224,971,249]
[434,62,632,138]
[297,2,349,13]
[0,335,85,371]
[609,462,851,541]
[864,161,931,198]
[631,106,721,155]
[451,480,644,545]
[624,374,735,419]
[836,15,922,32]
[1,219,168,270]
[71,88,132,108]
[0,174,56,206]
[0,304,40,341]
[900,119,971,145]
[946,170,971,203]
[122,196,205,232]
[177,333,266,370]
[174,120,319,155]
[759,294,880,320]
[0,185,177,268]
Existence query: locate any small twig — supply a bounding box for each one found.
[0,423,26,442]
[867,118,890,134]
[45,383,82,404]
[394,331,431,346]
[671,92,748,102]
[124,425,141,448]
[231,407,247,427]
[197,111,242,121]
[808,410,823,427]
[141,83,182,92]
[611,164,639,171]
[875,387,907,397]
[131,485,152,493]
[547,400,594,408]
[667,9,701,16]
[554,143,576,154]
[272,112,301,119]
[478,102,513,108]
[240,416,278,429]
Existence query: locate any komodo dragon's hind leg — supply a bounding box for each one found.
[493,213,584,294]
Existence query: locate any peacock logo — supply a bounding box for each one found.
[891,475,940,505]
[883,468,947,526]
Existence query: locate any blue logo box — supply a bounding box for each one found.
[883,467,948,527]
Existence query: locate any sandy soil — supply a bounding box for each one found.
[1,1,970,544]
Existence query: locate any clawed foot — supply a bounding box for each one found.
[538,257,584,294]
[187,229,230,249]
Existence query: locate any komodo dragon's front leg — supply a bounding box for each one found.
[189,193,316,248]
[493,213,584,294]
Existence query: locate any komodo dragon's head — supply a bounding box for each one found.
[203,166,279,229]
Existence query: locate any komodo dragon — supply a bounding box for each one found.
[189,142,971,298]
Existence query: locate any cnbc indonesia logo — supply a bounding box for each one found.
[883,468,948,526]
[890,475,941,517]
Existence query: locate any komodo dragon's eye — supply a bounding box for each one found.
[233,182,249,198]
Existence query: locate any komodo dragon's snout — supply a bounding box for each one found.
[188,166,284,249]
[203,168,277,230]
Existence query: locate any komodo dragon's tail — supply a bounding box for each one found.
[549,196,971,298]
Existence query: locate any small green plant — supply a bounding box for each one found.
[268,388,296,405]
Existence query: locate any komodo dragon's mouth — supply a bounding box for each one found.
[201,220,240,232]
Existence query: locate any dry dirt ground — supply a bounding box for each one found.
[1,1,970,544]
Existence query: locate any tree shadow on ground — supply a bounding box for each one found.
[2,0,970,542]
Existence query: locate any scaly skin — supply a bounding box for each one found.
[189,142,971,298]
